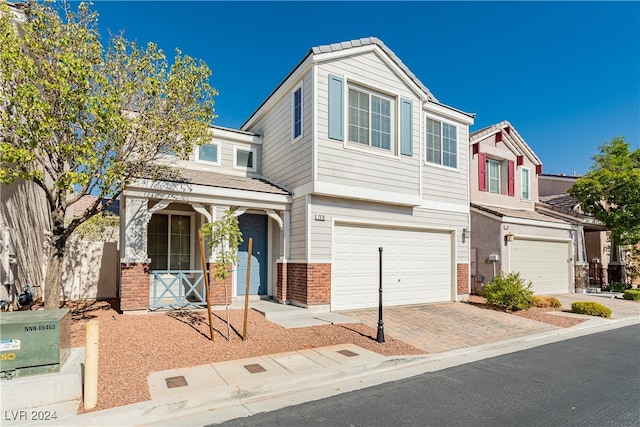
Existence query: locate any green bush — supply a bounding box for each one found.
[483,272,534,311]
[532,295,562,308]
[602,282,631,293]
[623,289,640,301]
[571,302,612,318]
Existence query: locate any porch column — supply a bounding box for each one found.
[206,204,231,305]
[120,198,169,311]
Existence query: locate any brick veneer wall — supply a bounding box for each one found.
[457,263,469,295]
[208,263,231,305]
[120,262,150,311]
[277,262,331,306]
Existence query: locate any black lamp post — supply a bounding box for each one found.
[376,247,385,343]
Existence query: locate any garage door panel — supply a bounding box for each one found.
[511,239,570,295]
[333,225,452,310]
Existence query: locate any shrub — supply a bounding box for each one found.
[623,289,640,301]
[483,272,534,311]
[571,302,612,318]
[532,295,562,308]
[602,282,631,293]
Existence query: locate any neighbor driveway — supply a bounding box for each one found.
[553,293,640,319]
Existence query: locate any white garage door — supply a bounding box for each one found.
[510,239,571,295]
[332,225,452,311]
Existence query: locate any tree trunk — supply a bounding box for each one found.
[43,234,66,310]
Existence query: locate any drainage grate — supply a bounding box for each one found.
[337,349,359,357]
[244,363,267,374]
[165,376,188,389]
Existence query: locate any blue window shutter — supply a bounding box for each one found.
[328,74,344,140]
[400,98,413,156]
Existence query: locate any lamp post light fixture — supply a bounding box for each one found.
[376,247,385,344]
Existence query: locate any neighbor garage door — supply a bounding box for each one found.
[332,224,452,311]
[510,239,571,295]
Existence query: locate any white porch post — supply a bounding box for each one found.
[283,209,291,260]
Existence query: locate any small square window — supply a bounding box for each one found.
[196,142,220,165]
[234,146,256,171]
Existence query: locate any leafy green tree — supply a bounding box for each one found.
[569,137,640,246]
[0,1,216,309]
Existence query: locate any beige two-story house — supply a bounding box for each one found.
[119,38,475,312]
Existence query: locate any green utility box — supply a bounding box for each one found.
[0,309,71,379]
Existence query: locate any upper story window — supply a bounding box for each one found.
[486,159,501,194]
[348,87,392,150]
[196,142,220,165]
[521,168,530,200]
[293,86,303,141]
[234,146,257,172]
[426,118,457,168]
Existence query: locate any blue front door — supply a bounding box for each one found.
[237,214,267,295]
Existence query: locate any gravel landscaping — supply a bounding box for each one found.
[66,301,424,413]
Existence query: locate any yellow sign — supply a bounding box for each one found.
[1,352,16,361]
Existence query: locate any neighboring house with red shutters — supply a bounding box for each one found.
[119,37,476,312]
[469,121,578,295]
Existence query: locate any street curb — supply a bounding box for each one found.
[41,314,639,426]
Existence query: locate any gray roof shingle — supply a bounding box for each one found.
[154,169,290,196]
[471,203,568,224]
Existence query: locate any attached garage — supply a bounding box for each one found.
[510,238,572,295]
[332,224,453,310]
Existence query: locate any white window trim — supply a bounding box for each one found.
[521,167,531,200]
[233,145,257,172]
[345,82,397,156]
[487,158,501,194]
[195,141,221,166]
[149,210,196,271]
[424,114,459,170]
[292,84,303,143]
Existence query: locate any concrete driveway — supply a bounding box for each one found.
[341,302,558,353]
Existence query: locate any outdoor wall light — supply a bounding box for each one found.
[462,228,470,243]
[504,232,515,243]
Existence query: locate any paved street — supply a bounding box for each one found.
[214,325,640,427]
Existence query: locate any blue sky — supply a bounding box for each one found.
[90,1,639,176]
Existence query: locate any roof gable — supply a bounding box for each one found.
[469,120,541,166]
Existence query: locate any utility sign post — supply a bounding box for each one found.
[377,247,385,343]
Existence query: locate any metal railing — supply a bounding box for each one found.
[151,270,207,309]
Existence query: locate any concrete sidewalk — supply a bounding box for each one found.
[4,296,640,426]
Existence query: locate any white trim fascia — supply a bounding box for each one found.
[126,179,291,205]
[242,58,314,130]
[124,190,288,212]
[416,200,469,214]
[423,101,474,125]
[211,127,262,145]
[313,63,318,185]
[419,101,424,196]
[512,234,572,243]
[313,181,423,206]
[332,216,456,234]
[292,182,314,199]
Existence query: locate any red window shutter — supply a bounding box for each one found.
[536,164,543,174]
[478,153,486,191]
[517,155,524,166]
[508,160,515,196]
